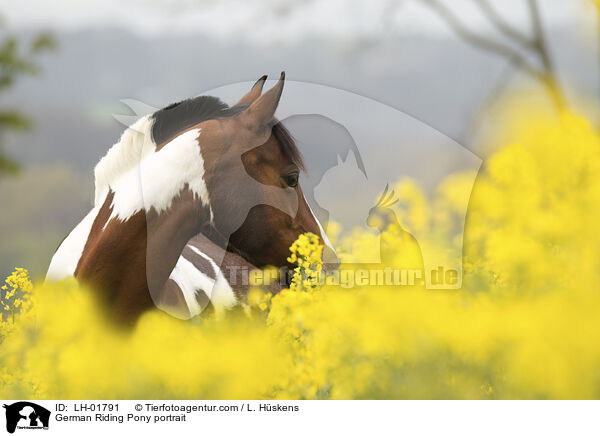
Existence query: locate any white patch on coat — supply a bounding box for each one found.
[94,115,156,206]
[47,117,157,281]
[106,128,210,222]
[169,255,214,319]
[45,193,107,282]
[307,201,338,262]
[187,245,237,310]
[167,245,237,319]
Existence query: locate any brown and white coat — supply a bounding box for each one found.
[46,73,337,325]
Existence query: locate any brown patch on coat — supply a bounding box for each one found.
[75,188,211,326]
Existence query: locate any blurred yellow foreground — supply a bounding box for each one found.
[1,105,600,399]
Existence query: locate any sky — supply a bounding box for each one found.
[0,0,597,278]
[0,0,592,43]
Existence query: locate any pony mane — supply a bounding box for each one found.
[271,120,305,171]
[93,95,305,206]
[152,96,247,146]
[93,97,238,206]
[153,95,304,169]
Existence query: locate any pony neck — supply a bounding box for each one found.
[76,189,210,325]
[78,125,216,324]
[144,190,211,300]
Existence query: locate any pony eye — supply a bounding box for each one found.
[284,173,299,188]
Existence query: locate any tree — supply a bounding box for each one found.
[0,17,55,176]
[420,0,568,111]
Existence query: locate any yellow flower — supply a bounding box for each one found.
[287,233,324,293]
[2,105,600,400]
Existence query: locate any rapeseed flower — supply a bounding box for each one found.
[1,107,600,399]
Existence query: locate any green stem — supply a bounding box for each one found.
[10,291,15,324]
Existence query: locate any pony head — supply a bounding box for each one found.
[194,72,338,269]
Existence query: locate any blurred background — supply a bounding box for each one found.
[0,0,597,279]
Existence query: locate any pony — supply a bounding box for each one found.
[47,72,338,324]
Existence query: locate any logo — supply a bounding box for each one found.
[2,402,50,434]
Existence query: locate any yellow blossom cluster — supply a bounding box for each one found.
[1,106,600,399]
[287,232,323,292]
[0,268,33,339]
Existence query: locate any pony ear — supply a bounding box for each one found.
[244,71,285,126]
[236,75,267,105]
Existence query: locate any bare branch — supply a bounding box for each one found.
[474,0,535,48]
[527,0,551,70]
[526,0,567,108]
[421,0,540,78]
